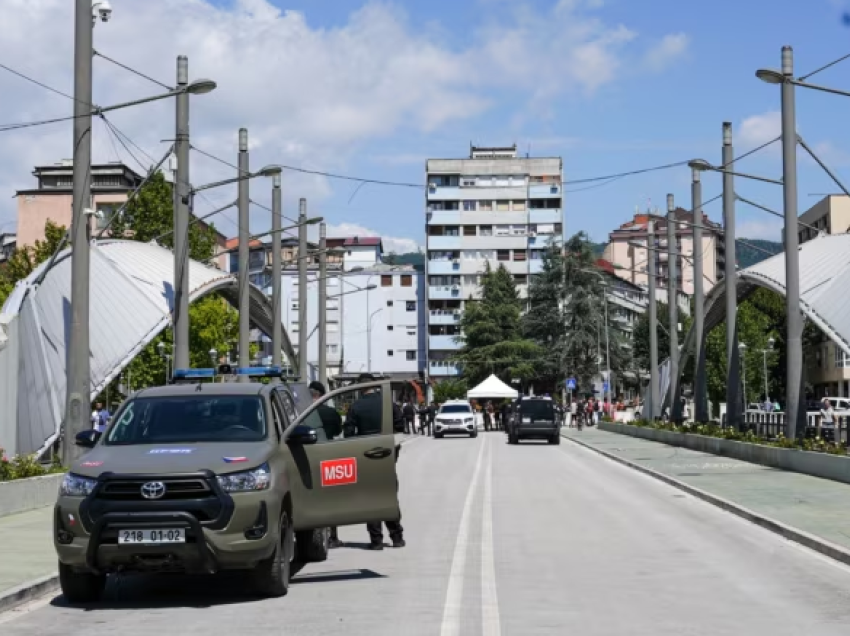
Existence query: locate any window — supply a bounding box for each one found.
[106,396,267,445]
[463,200,476,211]
[387,325,394,331]
[406,351,416,361]
[836,347,849,368]
[401,275,413,287]
[95,203,120,229]
[480,201,493,212]
[514,250,527,261]
[387,350,394,356]
[327,344,339,354]
[387,300,394,307]
[439,404,472,415]
[463,225,476,236]
[302,385,387,442]
[480,225,493,236]
[291,302,299,310]
[381,275,393,287]
[496,201,510,212]
[445,226,460,236]
[497,250,510,261]
[512,200,526,211]
[495,225,511,236]
[406,301,416,311]
[462,178,476,187]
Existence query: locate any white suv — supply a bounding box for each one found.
[434,400,477,439]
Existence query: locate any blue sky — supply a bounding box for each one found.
[3,0,850,249]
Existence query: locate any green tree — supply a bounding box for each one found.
[523,242,567,385]
[454,262,541,386]
[432,378,468,403]
[633,301,693,378]
[0,220,66,306]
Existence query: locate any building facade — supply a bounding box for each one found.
[425,145,564,378]
[603,208,724,299]
[797,195,850,397]
[0,233,16,263]
[15,160,227,268]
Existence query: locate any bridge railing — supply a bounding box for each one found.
[742,410,849,444]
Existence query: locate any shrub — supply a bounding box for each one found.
[0,447,66,482]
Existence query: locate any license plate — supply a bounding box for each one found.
[118,528,186,545]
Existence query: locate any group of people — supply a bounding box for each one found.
[400,401,436,435]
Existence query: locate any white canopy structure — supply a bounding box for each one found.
[0,239,297,457]
[467,374,518,399]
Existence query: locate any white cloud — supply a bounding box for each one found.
[0,0,690,235]
[642,33,690,72]
[327,222,419,254]
[738,111,782,150]
[737,218,783,241]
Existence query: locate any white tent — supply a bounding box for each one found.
[467,374,518,399]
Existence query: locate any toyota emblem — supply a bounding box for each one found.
[140,481,166,500]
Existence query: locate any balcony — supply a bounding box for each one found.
[429,285,461,300]
[430,309,461,325]
[428,260,461,275]
[427,186,461,200]
[528,233,561,248]
[461,235,528,249]
[529,184,562,198]
[429,361,461,377]
[528,259,544,275]
[427,210,463,225]
[429,334,461,350]
[427,235,462,250]
[528,209,562,224]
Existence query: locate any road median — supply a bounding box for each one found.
[561,426,850,568]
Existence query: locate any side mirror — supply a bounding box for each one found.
[75,430,101,448]
[287,424,318,445]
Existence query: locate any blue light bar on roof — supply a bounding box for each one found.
[234,366,283,377]
[172,368,216,379]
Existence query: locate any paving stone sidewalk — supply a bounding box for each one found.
[0,506,55,601]
[563,426,850,555]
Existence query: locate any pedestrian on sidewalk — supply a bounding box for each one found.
[91,401,110,434]
[402,401,415,435]
[820,398,836,443]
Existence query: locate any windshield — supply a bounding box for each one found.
[440,404,472,414]
[105,395,267,445]
[519,401,555,420]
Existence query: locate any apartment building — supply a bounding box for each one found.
[603,208,724,302]
[0,233,15,263]
[797,195,850,397]
[15,159,227,267]
[425,145,563,378]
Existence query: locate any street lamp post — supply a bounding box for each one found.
[721,123,741,430]
[762,337,775,401]
[318,223,328,386]
[297,199,309,381]
[647,220,659,420]
[666,194,680,422]
[739,342,748,410]
[692,169,708,422]
[367,307,383,373]
[237,129,250,381]
[270,174,283,380]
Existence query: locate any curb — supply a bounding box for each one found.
[561,430,850,569]
[0,573,58,615]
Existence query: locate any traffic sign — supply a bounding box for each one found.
[566,378,576,390]
[603,381,609,392]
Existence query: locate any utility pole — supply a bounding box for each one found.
[692,168,708,422]
[722,122,740,429]
[270,173,282,378]
[298,198,309,380]
[64,0,95,462]
[780,46,804,439]
[237,128,250,381]
[173,55,191,370]
[667,194,680,422]
[318,223,328,386]
[648,220,659,420]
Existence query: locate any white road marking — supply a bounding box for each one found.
[480,442,501,636]
[440,436,486,636]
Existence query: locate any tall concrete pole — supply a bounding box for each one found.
[648,220,659,420]
[667,194,680,422]
[64,0,94,462]
[270,174,282,375]
[298,198,309,380]
[237,128,250,381]
[780,46,804,439]
[722,122,740,429]
[692,168,708,422]
[318,223,328,385]
[173,56,191,370]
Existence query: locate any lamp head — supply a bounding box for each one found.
[687,159,712,172]
[305,216,324,225]
[755,68,785,85]
[365,284,378,290]
[767,337,775,349]
[257,165,283,177]
[186,79,217,95]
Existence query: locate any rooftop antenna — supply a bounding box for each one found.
[526,142,531,158]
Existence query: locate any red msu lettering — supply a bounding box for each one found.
[320,458,357,487]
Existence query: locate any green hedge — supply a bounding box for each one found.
[0,448,66,482]
[627,419,848,456]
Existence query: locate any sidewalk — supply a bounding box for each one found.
[0,506,56,608]
[563,427,850,560]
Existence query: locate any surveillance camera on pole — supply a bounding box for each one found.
[92,0,112,23]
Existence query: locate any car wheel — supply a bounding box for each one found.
[548,434,561,445]
[470,432,478,438]
[253,509,293,597]
[295,527,330,563]
[58,561,106,605]
[435,433,444,439]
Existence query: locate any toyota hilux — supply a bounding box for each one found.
[54,370,400,603]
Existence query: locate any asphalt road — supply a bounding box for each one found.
[4,431,850,635]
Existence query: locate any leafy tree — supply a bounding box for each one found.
[432,378,468,403]
[454,262,541,386]
[0,220,66,306]
[633,301,693,378]
[523,242,567,385]
[383,251,398,265]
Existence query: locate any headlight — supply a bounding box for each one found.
[522,417,531,423]
[60,473,97,497]
[464,417,473,424]
[217,462,271,492]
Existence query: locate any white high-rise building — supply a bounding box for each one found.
[425,145,563,378]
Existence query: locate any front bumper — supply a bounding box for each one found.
[434,421,476,434]
[55,471,280,575]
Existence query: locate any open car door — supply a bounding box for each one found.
[282,380,400,531]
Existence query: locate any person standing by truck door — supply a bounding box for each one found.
[309,381,345,548]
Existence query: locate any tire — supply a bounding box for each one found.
[508,433,518,445]
[470,432,478,438]
[295,527,330,563]
[549,434,561,445]
[435,433,444,439]
[252,509,293,597]
[58,561,106,604]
